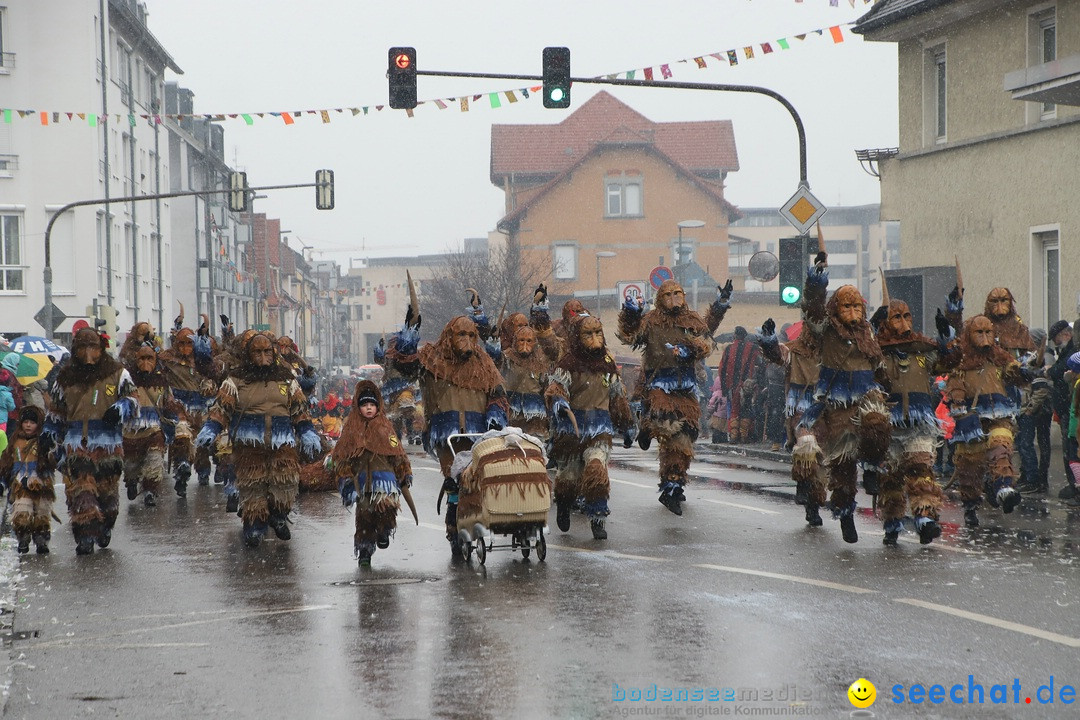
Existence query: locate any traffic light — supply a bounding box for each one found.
[315,169,334,210]
[228,171,248,213]
[86,303,119,337]
[778,236,808,307]
[388,47,417,110]
[542,47,571,109]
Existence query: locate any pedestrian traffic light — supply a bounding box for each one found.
[778,236,808,307]
[388,47,417,110]
[315,169,334,210]
[542,47,571,109]
[228,171,248,213]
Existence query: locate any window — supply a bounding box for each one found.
[0,7,13,71]
[0,214,24,292]
[554,243,577,280]
[1030,8,1057,118]
[604,174,643,218]
[1038,230,1060,327]
[934,50,947,140]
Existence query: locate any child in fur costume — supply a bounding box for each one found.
[0,406,56,554]
[545,315,632,540]
[758,318,826,527]
[196,332,321,547]
[798,254,891,544]
[122,343,179,507]
[331,380,415,567]
[617,278,731,516]
[159,320,219,495]
[43,327,139,555]
[945,315,1033,527]
[391,313,508,557]
[870,300,952,545]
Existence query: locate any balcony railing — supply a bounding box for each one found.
[0,155,18,173]
[0,52,15,69]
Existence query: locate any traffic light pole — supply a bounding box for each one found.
[417,70,809,187]
[41,180,323,340]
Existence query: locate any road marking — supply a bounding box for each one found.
[610,477,655,490]
[698,497,781,515]
[693,563,878,595]
[893,598,1080,648]
[23,604,334,650]
[895,536,974,554]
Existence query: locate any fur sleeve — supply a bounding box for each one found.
[617,306,645,347]
[544,368,571,410]
[208,378,239,427]
[705,300,729,335]
[608,375,633,432]
[393,453,413,487]
[288,380,313,424]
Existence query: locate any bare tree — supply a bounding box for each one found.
[416,240,552,343]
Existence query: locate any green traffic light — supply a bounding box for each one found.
[781,286,801,304]
[549,87,565,103]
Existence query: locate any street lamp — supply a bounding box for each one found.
[596,251,617,315]
[676,220,705,286]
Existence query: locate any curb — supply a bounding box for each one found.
[0,498,20,714]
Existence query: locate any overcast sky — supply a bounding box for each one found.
[143,0,897,267]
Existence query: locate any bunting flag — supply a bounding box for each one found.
[1,19,860,126]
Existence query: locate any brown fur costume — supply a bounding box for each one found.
[984,288,1035,353]
[205,333,314,534]
[51,328,138,550]
[617,280,727,497]
[501,326,554,438]
[1,406,56,550]
[331,380,413,555]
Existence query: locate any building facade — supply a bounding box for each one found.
[0,0,180,340]
[855,0,1080,329]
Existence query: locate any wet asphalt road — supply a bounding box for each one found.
[4,445,1080,719]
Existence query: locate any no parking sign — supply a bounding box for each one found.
[649,266,674,289]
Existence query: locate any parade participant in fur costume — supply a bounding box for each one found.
[501,325,555,439]
[122,343,179,507]
[870,298,952,545]
[390,309,508,557]
[545,315,632,539]
[553,299,590,351]
[945,315,1032,527]
[798,254,891,544]
[277,335,318,398]
[331,380,416,566]
[759,317,826,526]
[944,283,1034,357]
[0,406,56,554]
[42,327,139,555]
[118,321,157,367]
[617,278,731,515]
[196,332,321,547]
[374,337,424,444]
[158,305,218,495]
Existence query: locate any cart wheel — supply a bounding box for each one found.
[535,533,547,562]
[476,538,487,565]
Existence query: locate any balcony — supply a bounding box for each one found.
[0,52,14,71]
[1004,53,1080,107]
[0,154,17,176]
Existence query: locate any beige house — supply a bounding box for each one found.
[855,0,1080,330]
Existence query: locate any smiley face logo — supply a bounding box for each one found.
[847,678,876,708]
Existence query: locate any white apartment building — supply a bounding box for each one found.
[0,0,182,341]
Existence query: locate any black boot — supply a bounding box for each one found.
[376,529,391,550]
[590,517,608,540]
[226,493,239,514]
[174,461,190,498]
[143,492,157,507]
[126,483,139,501]
[916,517,942,545]
[16,534,30,554]
[197,467,211,487]
[997,486,1021,514]
[805,504,823,527]
[883,519,901,546]
[445,501,463,558]
[794,480,809,506]
[243,521,266,548]
[269,512,291,541]
[75,536,95,555]
[659,489,683,516]
[357,541,375,567]
[840,514,858,544]
[637,428,652,451]
[963,502,980,528]
[33,532,50,555]
[97,527,112,548]
[556,499,571,532]
[673,485,687,502]
[861,468,880,496]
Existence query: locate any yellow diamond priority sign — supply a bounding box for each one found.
[779,184,827,235]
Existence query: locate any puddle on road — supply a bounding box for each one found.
[328,577,440,587]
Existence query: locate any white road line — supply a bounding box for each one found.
[893,598,1080,648]
[693,563,879,595]
[895,536,974,554]
[610,477,656,490]
[698,497,781,515]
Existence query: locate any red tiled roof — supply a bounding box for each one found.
[497,128,742,230]
[490,91,739,182]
